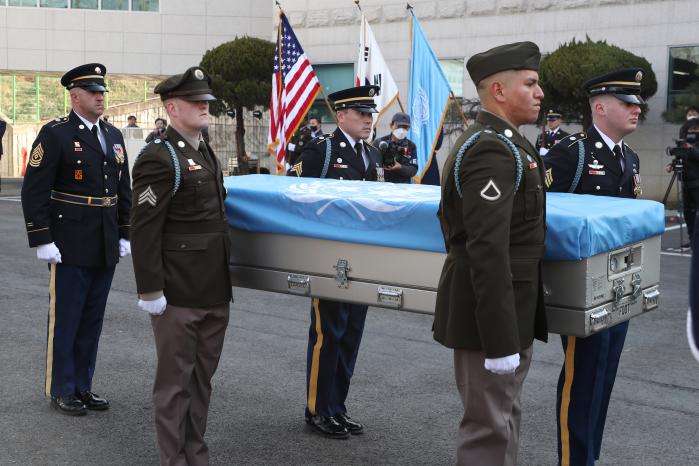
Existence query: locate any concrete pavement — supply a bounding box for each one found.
[1,181,697,465]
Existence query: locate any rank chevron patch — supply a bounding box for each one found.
[138,186,157,207]
[291,161,303,177]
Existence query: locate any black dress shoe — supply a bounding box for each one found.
[305,415,350,439]
[50,395,87,416]
[333,412,364,435]
[78,391,109,410]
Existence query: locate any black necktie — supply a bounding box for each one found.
[355,142,367,170]
[613,145,625,172]
[91,125,105,153]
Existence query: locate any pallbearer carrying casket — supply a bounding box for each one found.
[288,85,383,438]
[544,68,644,466]
[433,42,548,466]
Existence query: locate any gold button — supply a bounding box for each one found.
[58,214,63,219]
[105,189,109,193]
[180,244,186,249]
[104,161,107,166]
[104,175,108,179]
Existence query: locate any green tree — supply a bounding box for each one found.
[539,37,657,129]
[201,36,275,174]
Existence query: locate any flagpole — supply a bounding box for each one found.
[450,92,469,125]
[319,87,338,123]
[276,1,336,123]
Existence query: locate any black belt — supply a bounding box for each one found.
[51,190,118,207]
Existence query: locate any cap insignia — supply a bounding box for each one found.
[194,69,204,80]
[635,71,643,82]
[95,66,101,74]
[368,88,375,97]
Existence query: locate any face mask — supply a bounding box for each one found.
[309,125,318,132]
[688,115,699,120]
[392,128,408,140]
[687,133,698,143]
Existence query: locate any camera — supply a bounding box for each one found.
[667,139,691,173]
[378,139,409,167]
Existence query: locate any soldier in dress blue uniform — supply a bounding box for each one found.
[21,63,132,416]
[535,109,569,156]
[288,85,383,439]
[544,68,644,465]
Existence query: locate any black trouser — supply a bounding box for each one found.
[682,181,699,240]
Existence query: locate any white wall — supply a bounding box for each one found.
[0,0,272,75]
[282,0,699,200]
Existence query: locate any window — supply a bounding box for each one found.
[101,0,128,10]
[71,0,97,8]
[309,63,354,123]
[40,0,67,6]
[439,58,464,97]
[8,0,38,6]
[667,46,699,115]
[132,0,158,12]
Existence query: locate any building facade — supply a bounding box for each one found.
[283,0,699,201]
[0,0,273,177]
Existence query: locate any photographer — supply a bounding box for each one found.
[668,117,699,243]
[375,112,418,183]
[145,117,167,143]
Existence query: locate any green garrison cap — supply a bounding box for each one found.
[61,63,108,92]
[583,68,645,105]
[328,85,379,113]
[154,66,216,101]
[467,41,541,85]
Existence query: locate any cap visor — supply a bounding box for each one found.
[180,94,217,101]
[614,93,644,105]
[82,84,108,92]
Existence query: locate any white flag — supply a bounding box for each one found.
[356,15,399,126]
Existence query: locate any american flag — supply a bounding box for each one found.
[268,13,321,172]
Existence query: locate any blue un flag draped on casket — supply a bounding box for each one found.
[223,175,665,260]
[407,15,452,182]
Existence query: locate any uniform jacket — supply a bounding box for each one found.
[130,126,232,308]
[21,110,131,267]
[287,127,383,181]
[535,127,570,152]
[434,111,548,357]
[375,134,419,183]
[286,126,313,167]
[544,125,640,198]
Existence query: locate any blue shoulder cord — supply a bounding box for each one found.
[568,140,585,193]
[320,139,332,179]
[163,140,182,196]
[454,131,523,198]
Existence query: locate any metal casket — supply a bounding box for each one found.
[224,175,665,337]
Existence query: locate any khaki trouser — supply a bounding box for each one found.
[453,345,533,466]
[151,303,229,466]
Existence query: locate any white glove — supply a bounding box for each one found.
[138,296,167,316]
[119,239,131,257]
[484,353,520,375]
[688,309,699,363]
[36,242,62,264]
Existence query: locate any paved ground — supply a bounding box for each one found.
[1,178,697,466]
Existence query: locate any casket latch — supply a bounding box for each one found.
[630,273,642,298]
[612,278,625,305]
[333,259,351,288]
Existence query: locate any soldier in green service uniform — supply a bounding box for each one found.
[433,41,548,466]
[130,66,232,466]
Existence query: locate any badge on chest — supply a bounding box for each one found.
[187,158,203,171]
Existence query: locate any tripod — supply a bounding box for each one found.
[662,159,688,251]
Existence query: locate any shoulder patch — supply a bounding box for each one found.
[29,143,44,167]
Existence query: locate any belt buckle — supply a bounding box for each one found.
[102,197,113,207]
